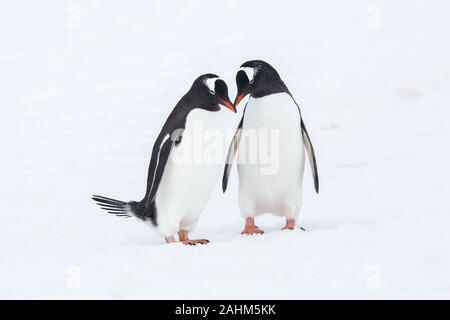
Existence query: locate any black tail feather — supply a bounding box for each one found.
[91,195,126,205]
[92,195,133,218]
[92,194,156,225]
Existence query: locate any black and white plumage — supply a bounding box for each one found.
[222,60,318,229]
[92,74,235,242]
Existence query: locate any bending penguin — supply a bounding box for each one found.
[93,74,236,245]
[223,60,319,234]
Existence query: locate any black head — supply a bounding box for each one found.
[234,60,289,107]
[189,74,236,113]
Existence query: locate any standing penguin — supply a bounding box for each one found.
[222,60,319,234]
[93,74,236,245]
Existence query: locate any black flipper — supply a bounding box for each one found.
[144,132,178,208]
[289,94,320,194]
[222,112,245,192]
[301,119,319,193]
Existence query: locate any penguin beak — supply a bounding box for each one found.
[234,93,247,107]
[219,98,237,113]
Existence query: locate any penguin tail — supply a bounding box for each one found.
[91,195,143,220]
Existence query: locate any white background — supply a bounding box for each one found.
[1,0,449,298]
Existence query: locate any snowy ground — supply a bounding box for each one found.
[1,1,450,299]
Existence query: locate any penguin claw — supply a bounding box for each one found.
[282,225,307,231]
[181,239,210,245]
[241,227,264,235]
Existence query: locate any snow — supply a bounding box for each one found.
[1,0,450,299]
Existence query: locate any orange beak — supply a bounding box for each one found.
[234,93,246,107]
[220,99,237,113]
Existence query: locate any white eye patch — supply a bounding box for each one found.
[239,67,256,83]
[204,77,222,93]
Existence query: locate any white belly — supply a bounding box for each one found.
[237,93,305,218]
[155,109,223,236]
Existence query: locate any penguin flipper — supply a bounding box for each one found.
[222,116,244,192]
[144,131,179,207]
[301,119,319,193]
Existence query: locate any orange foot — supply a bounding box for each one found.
[181,239,210,245]
[282,219,296,230]
[241,218,264,235]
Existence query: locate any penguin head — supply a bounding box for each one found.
[191,74,236,113]
[234,60,288,107]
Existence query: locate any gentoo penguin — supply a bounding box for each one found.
[222,60,319,234]
[92,74,236,245]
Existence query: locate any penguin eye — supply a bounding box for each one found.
[209,89,215,95]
